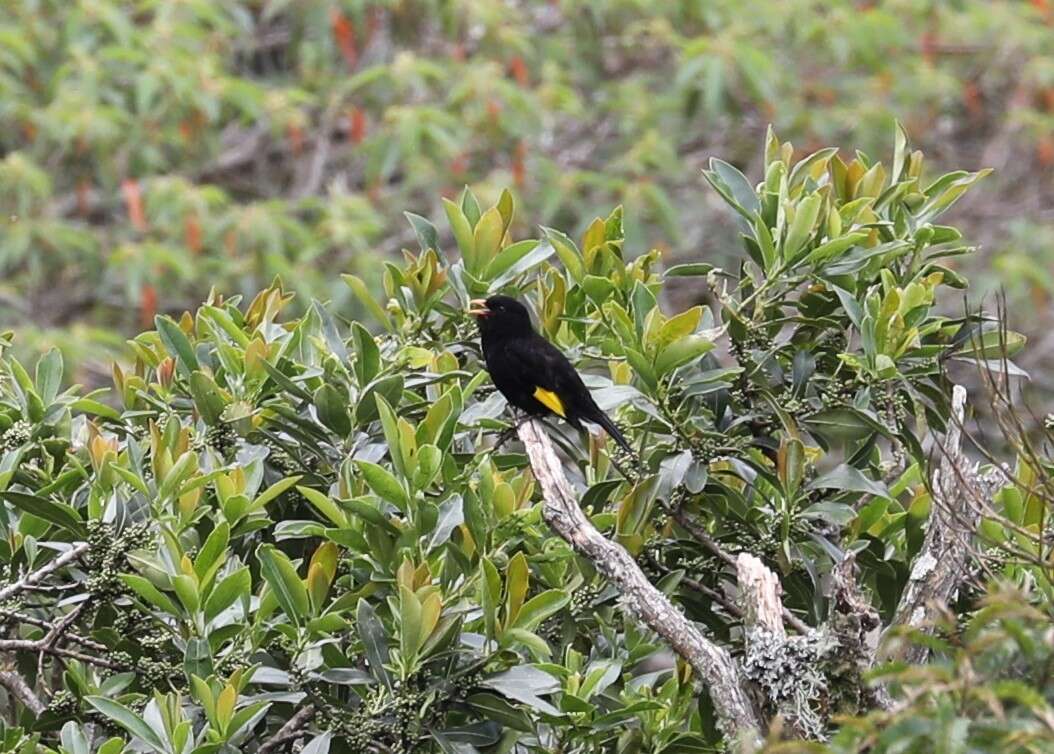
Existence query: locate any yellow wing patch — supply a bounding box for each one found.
[532,387,566,417]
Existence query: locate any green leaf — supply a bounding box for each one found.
[405,211,439,252]
[513,590,570,631]
[654,335,714,375]
[783,192,822,261]
[412,444,443,490]
[184,638,213,680]
[806,232,870,266]
[481,666,561,715]
[194,522,230,582]
[252,475,303,511]
[85,697,166,753]
[314,384,351,437]
[788,147,839,189]
[121,574,181,615]
[808,464,890,498]
[71,398,122,420]
[443,198,476,269]
[172,574,200,613]
[297,486,347,528]
[341,274,393,331]
[350,322,381,386]
[709,158,759,215]
[472,206,505,272]
[0,491,86,537]
[357,599,393,688]
[257,544,310,624]
[466,693,534,732]
[97,738,127,754]
[189,371,227,425]
[488,240,555,288]
[804,407,888,442]
[398,584,424,661]
[204,566,250,623]
[480,557,501,641]
[35,348,63,405]
[542,226,584,282]
[664,263,714,278]
[356,461,410,511]
[355,375,405,426]
[155,315,199,377]
[226,700,271,741]
[917,169,991,223]
[505,552,529,628]
[427,494,463,551]
[954,329,1027,360]
[60,721,90,754]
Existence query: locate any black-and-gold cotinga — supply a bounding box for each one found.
[468,295,632,453]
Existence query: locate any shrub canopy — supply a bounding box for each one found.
[0,126,1051,753]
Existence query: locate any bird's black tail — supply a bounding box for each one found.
[588,408,634,455]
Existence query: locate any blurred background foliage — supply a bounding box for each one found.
[1,2,1054,750]
[1,0,1053,401]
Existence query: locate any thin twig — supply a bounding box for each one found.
[257,704,316,754]
[666,501,811,634]
[0,639,124,670]
[0,542,90,603]
[38,602,88,680]
[0,609,106,652]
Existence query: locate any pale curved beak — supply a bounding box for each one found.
[467,298,490,317]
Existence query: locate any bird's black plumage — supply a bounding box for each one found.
[469,295,633,453]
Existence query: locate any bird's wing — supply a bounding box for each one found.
[505,337,588,420]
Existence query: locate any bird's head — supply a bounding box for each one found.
[468,295,534,338]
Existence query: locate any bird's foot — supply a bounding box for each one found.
[493,413,534,450]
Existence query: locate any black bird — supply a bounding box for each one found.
[468,295,633,453]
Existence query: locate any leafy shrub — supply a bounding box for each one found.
[0,124,1046,752]
[1,0,1052,383]
[767,586,1054,754]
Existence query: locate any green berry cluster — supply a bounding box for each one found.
[139,656,180,688]
[538,614,564,644]
[1,419,31,451]
[570,585,600,617]
[215,643,252,675]
[86,520,154,600]
[819,378,856,407]
[320,670,462,754]
[205,423,240,459]
[125,423,148,441]
[110,651,134,668]
[874,388,909,430]
[264,438,301,475]
[776,390,807,416]
[719,518,780,558]
[637,541,667,582]
[46,688,78,716]
[0,597,23,625]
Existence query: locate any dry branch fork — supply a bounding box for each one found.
[517,419,765,748]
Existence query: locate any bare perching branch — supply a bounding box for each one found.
[0,670,45,715]
[737,554,786,638]
[517,419,763,749]
[885,385,981,663]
